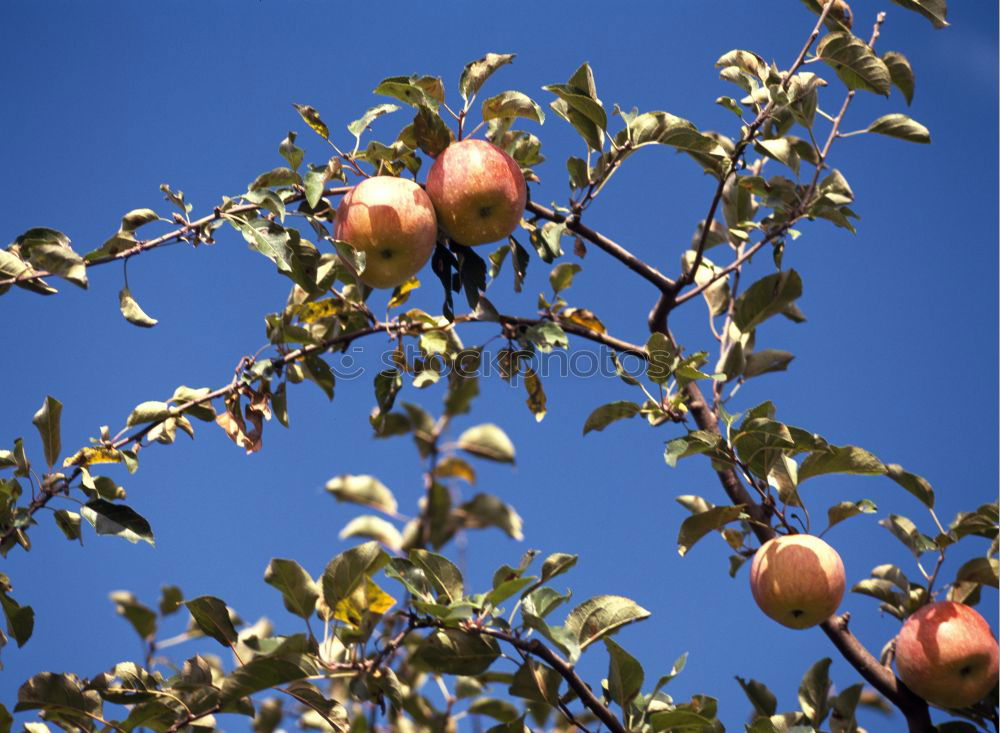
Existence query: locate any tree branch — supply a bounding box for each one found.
[473,626,627,733]
[0,186,351,288]
[525,200,674,292]
[820,615,935,733]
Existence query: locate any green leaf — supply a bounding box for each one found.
[412,628,500,675]
[798,445,885,482]
[347,104,400,140]
[125,400,172,427]
[653,652,688,691]
[583,401,641,435]
[736,676,777,717]
[564,595,650,650]
[733,270,803,332]
[109,591,157,640]
[882,51,915,105]
[755,139,800,175]
[866,113,930,144]
[460,53,516,101]
[26,242,88,288]
[649,709,715,732]
[338,515,402,551]
[468,698,520,723]
[325,475,398,516]
[955,557,999,589]
[798,658,832,727]
[879,514,936,556]
[322,541,388,611]
[457,424,515,463]
[31,396,62,468]
[185,596,239,646]
[80,500,154,546]
[889,0,948,28]
[118,287,158,328]
[53,509,82,542]
[605,638,644,708]
[460,494,523,540]
[249,167,302,191]
[544,63,606,151]
[744,349,795,378]
[409,549,463,603]
[540,553,578,583]
[549,262,581,294]
[482,91,545,125]
[664,430,726,467]
[220,653,321,704]
[14,673,94,724]
[278,131,303,171]
[884,464,934,508]
[677,504,746,557]
[816,32,891,95]
[826,499,877,531]
[159,585,184,615]
[264,559,320,619]
[509,660,561,704]
[0,593,34,647]
[829,683,864,732]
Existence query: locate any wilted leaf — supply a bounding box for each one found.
[119,287,158,328]
[460,53,516,101]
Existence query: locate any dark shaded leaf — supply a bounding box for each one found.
[264,559,320,619]
[31,396,62,468]
[185,596,239,646]
[81,500,154,546]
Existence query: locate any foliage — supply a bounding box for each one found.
[1,2,997,733]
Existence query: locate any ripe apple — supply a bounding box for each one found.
[334,176,438,289]
[425,138,526,246]
[894,600,999,709]
[749,534,845,630]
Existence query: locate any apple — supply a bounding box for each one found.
[334,176,438,289]
[749,534,845,630]
[425,138,526,246]
[894,600,999,709]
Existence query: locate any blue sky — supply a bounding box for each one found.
[1,1,997,731]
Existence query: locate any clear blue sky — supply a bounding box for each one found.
[1,1,997,730]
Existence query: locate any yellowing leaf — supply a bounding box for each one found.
[292,103,330,140]
[433,456,477,485]
[295,298,348,324]
[388,278,420,310]
[562,307,606,334]
[332,577,395,627]
[63,446,123,468]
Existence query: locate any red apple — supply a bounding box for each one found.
[334,176,437,289]
[749,534,845,630]
[895,600,999,709]
[425,139,526,246]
